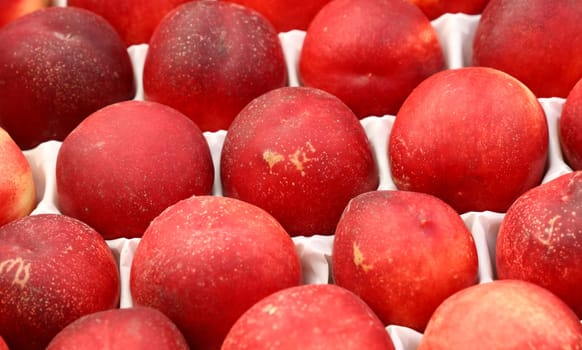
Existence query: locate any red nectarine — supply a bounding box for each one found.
[46,306,189,350]
[130,195,302,349]
[0,214,120,350]
[560,78,582,170]
[0,127,35,227]
[418,280,582,349]
[56,100,214,240]
[0,0,48,28]
[408,0,489,20]
[388,67,548,213]
[496,171,582,318]
[299,0,445,118]
[222,284,396,350]
[332,190,478,331]
[143,0,288,131]
[473,0,582,97]
[0,6,135,149]
[220,86,379,236]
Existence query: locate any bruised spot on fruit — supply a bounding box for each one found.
[262,304,277,315]
[353,243,373,272]
[0,256,31,288]
[263,150,285,174]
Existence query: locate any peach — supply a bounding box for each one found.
[560,77,582,170]
[130,195,302,349]
[67,0,191,45]
[224,0,332,32]
[0,6,135,149]
[418,280,582,349]
[408,0,489,20]
[46,306,189,350]
[332,190,478,331]
[496,171,582,318]
[473,0,582,98]
[0,127,35,227]
[0,0,48,28]
[55,100,214,240]
[0,214,120,350]
[222,284,395,350]
[388,67,548,213]
[220,86,379,236]
[299,0,445,118]
[143,0,287,131]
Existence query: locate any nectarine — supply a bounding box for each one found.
[220,86,379,236]
[496,171,582,318]
[0,6,135,149]
[473,0,582,97]
[560,78,582,170]
[143,0,287,131]
[332,190,478,331]
[408,0,489,20]
[0,127,35,227]
[130,195,302,349]
[299,0,445,118]
[222,284,395,350]
[0,0,48,28]
[388,67,548,213]
[0,214,120,349]
[56,100,214,240]
[418,280,582,349]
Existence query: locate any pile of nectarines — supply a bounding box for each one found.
[1,0,582,349]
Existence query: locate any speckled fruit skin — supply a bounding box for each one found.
[56,100,214,240]
[68,0,191,46]
[0,127,35,227]
[0,7,135,150]
[0,214,120,350]
[220,86,379,236]
[418,280,582,349]
[473,0,582,98]
[332,190,478,332]
[224,0,332,32]
[496,171,582,318]
[408,0,489,20]
[388,67,548,214]
[222,284,395,350]
[0,0,48,28]
[143,0,288,132]
[299,0,445,118]
[46,306,189,350]
[560,78,582,170]
[130,195,302,350]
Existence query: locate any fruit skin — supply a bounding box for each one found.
[224,0,332,32]
[143,0,288,132]
[220,86,379,236]
[496,171,582,318]
[472,0,582,98]
[0,0,48,28]
[130,195,302,350]
[67,0,191,46]
[0,6,135,150]
[0,127,35,227]
[46,306,189,350]
[388,66,548,213]
[56,100,214,240]
[418,280,582,349]
[332,190,478,332]
[560,78,582,170]
[0,214,120,350]
[222,284,395,350]
[408,0,489,20]
[299,0,445,118]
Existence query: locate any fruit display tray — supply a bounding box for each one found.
[21,8,574,349]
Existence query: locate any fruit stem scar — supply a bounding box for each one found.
[353,243,373,272]
[0,257,31,288]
